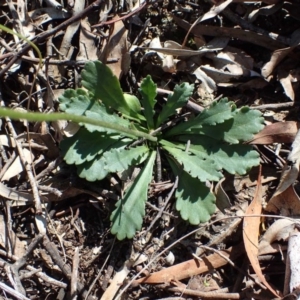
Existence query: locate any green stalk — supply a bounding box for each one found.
[0,25,157,142]
[0,108,157,142]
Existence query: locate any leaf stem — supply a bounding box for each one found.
[0,108,157,142]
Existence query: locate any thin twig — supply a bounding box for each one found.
[4,201,13,255]
[84,238,116,300]
[0,249,67,288]
[144,176,179,236]
[1,101,43,214]
[251,102,296,111]
[71,247,80,300]
[0,282,31,300]
[1,234,43,296]
[166,286,241,299]
[43,235,94,300]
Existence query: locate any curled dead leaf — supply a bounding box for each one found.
[262,47,295,79]
[100,18,130,78]
[259,219,295,255]
[266,185,300,217]
[272,163,299,199]
[248,121,299,145]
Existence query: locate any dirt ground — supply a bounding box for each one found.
[0,0,300,299]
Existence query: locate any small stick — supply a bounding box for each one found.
[0,249,67,288]
[0,282,31,300]
[43,235,94,300]
[1,101,42,214]
[144,176,179,235]
[71,247,80,300]
[251,102,295,111]
[166,286,241,299]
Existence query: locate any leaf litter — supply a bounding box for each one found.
[0,0,300,299]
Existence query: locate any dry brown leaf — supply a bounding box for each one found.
[40,133,59,159]
[56,0,84,82]
[101,260,132,300]
[182,0,232,46]
[194,0,233,24]
[288,128,300,164]
[248,3,283,22]
[2,148,34,181]
[0,183,32,203]
[243,166,281,298]
[173,16,286,50]
[145,37,228,57]
[266,128,300,211]
[200,64,242,83]
[0,135,16,147]
[273,164,299,198]
[215,177,231,212]
[200,44,260,84]
[133,244,244,285]
[0,214,27,257]
[278,67,295,101]
[77,17,99,61]
[63,122,80,137]
[259,219,295,255]
[222,46,254,69]
[162,55,176,73]
[266,185,300,216]
[147,37,165,59]
[100,18,130,79]
[262,47,295,78]
[193,67,217,93]
[247,121,299,145]
[0,182,48,206]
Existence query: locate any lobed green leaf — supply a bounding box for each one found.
[81,61,131,116]
[156,82,194,127]
[110,151,156,240]
[59,88,102,115]
[207,144,260,175]
[175,135,261,175]
[168,158,216,224]
[72,137,130,181]
[104,145,150,173]
[60,128,121,165]
[139,75,157,129]
[163,143,222,182]
[77,155,109,181]
[165,98,233,137]
[196,107,264,143]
